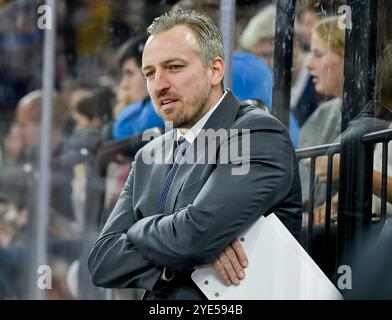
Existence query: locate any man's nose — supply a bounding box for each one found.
[152,69,170,95]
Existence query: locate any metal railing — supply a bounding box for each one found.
[296,142,341,276]
[362,128,392,223]
[296,127,392,279]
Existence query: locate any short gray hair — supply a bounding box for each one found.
[147,9,224,66]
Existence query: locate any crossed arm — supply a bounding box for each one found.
[88,165,248,288]
[89,119,297,289]
[127,122,296,284]
[88,169,163,290]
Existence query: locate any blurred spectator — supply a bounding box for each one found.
[11,90,79,228]
[296,1,321,52]
[293,0,347,126]
[300,15,345,148]
[240,3,322,129]
[0,89,85,298]
[0,202,19,250]
[15,90,68,160]
[231,50,272,106]
[112,98,163,139]
[315,43,392,222]
[239,4,300,147]
[240,4,277,69]
[230,50,300,147]
[63,86,114,153]
[61,78,97,139]
[310,43,392,229]
[2,123,26,165]
[100,35,165,141]
[297,15,345,223]
[63,86,114,226]
[110,35,164,140]
[296,0,347,52]
[115,35,149,109]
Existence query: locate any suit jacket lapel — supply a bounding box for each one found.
[147,130,176,215]
[202,90,240,132]
[164,91,241,215]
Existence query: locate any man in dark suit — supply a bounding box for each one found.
[88,9,302,300]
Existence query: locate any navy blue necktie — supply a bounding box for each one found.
[156,136,190,215]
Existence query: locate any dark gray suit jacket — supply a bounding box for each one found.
[88,91,302,299]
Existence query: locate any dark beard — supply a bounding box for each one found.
[173,89,212,129]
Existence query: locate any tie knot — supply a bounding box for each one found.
[177,136,186,147]
[175,136,189,160]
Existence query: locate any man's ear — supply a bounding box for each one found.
[210,57,225,86]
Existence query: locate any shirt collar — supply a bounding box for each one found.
[177,90,227,144]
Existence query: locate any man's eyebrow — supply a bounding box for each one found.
[142,58,187,72]
[141,64,152,73]
[162,58,187,65]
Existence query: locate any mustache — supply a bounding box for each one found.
[158,91,179,100]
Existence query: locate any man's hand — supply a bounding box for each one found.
[211,239,248,286]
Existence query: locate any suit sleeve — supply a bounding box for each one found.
[87,166,162,290]
[127,116,301,270]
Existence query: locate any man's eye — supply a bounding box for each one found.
[144,71,154,79]
[169,65,182,71]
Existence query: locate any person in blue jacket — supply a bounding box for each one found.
[112,97,164,139]
[111,35,164,140]
[231,51,299,148]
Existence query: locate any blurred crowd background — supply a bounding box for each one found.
[0,0,391,299]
